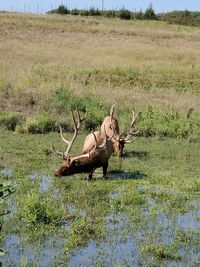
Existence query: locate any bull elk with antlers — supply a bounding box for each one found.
[52,110,114,179]
[82,104,139,158]
[101,104,140,156]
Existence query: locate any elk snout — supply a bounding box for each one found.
[55,170,61,177]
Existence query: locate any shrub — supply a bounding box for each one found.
[0,110,24,130]
[89,7,101,16]
[137,106,200,138]
[103,10,116,18]
[144,4,157,20]
[17,114,57,134]
[134,10,145,20]
[71,8,80,16]
[118,8,132,20]
[80,9,90,16]
[157,10,200,26]
[57,5,70,15]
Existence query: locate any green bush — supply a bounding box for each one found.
[0,110,24,130]
[157,10,200,26]
[71,8,80,16]
[57,5,70,15]
[18,192,63,226]
[80,9,90,16]
[17,114,57,134]
[88,7,101,16]
[118,8,132,20]
[103,10,116,18]
[133,10,145,20]
[137,106,200,138]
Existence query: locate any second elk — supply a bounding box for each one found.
[52,110,114,179]
[100,104,140,156]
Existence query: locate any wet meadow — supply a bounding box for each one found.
[0,12,200,266]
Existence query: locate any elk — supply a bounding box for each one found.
[100,104,140,156]
[52,110,114,179]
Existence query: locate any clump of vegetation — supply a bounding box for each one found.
[144,4,157,20]
[65,215,105,253]
[157,10,200,27]
[0,109,24,131]
[18,191,64,226]
[16,114,57,134]
[118,8,132,20]
[137,106,200,138]
[142,243,181,260]
[52,85,106,129]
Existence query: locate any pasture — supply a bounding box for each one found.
[0,12,200,266]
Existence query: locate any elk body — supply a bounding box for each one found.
[52,110,113,179]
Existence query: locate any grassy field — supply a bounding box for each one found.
[0,12,200,114]
[0,12,200,266]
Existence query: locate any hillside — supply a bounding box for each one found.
[0,12,200,114]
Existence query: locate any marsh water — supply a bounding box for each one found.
[1,169,200,266]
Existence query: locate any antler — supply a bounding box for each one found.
[89,126,112,156]
[52,109,87,158]
[123,110,140,143]
[110,104,116,125]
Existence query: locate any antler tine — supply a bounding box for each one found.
[63,110,80,157]
[89,127,108,156]
[76,108,87,129]
[51,143,64,157]
[59,124,71,145]
[123,110,140,143]
[110,104,116,124]
[107,125,115,141]
[71,110,78,131]
[54,109,86,159]
[123,137,136,144]
[130,110,138,128]
[99,125,107,147]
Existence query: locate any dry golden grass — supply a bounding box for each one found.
[0,12,200,113]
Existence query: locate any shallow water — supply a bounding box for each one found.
[1,234,64,267]
[1,203,200,266]
[1,169,200,266]
[70,214,139,267]
[28,172,52,192]
[69,199,200,266]
[0,167,12,177]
